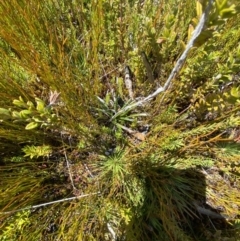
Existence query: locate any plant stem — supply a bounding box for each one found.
[110,0,214,121]
[1,192,101,214]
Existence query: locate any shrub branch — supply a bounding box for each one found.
[1,192,101,214]
[110,0,214,121]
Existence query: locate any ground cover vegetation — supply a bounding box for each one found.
[0,0,240,240]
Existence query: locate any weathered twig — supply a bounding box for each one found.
[107,223,117,241]
[61,134,76,190]
[63,147,76,190]
[1,192,100,214]
[124,66,134,99]
[194,203,226,219]
[110,0,214,121]
[84,163,94,178]
[118,124,146,141]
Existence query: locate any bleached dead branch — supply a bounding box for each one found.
[110,0,214,121]
[1,192,100,214]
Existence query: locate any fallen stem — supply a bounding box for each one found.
[194,204,226,219]
[1,192,101,214]
[110,0,214,121]
[61,134,76,190]
[107,223,117,241]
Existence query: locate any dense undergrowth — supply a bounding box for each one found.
[0,0,240,240]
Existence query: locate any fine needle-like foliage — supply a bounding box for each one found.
[0,0,240,241]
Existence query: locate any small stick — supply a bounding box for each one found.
[110,0,214,121]
[124,66,134,100]
[63,147,76,190]
[107,223,116,241]
[84,163,94,178]
[195,204,226,219]
[1,192,101,214]
[61,134,76,190]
